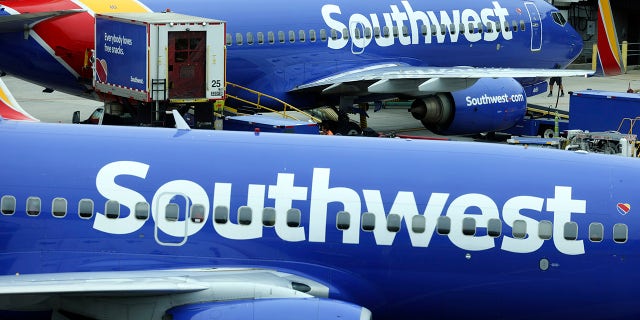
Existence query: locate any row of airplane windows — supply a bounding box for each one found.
[225,20,528,46]
[0,195,628,244]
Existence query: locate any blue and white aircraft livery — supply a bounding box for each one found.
[0,114,639,320]
[0,0,591,133]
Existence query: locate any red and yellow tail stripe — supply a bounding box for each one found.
[70,0,151,14]
[594,0,623,76]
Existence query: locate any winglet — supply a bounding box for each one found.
[0,78,38,121]
[172,109,191,131]
[593,0,623,76]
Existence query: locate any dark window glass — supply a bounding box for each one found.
[437,216,451,235]
[165,203,179,221]
[287,208,301,227]
[387,214,401,232]
[337,211,350,230]
[564,222,578,241]
[1,195,16,215]
[78,199,94,219]
[52,198,67,218]
[27,197,41,216]
[214,206,229,224]
[262,207,276,227]
[238,206,252,225]
[613,223,628,243]
[539,220,553,240]
[105,200,119,219]
[361,212,375,231]
[589,223,603,242]
[487,218,501,237]
[462,217,475,236]
[191,204,205,223]
[513,220,527,239]
[412,215,426,233]
[135,202,149,220]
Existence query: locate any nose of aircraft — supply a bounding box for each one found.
[566,23,584,63]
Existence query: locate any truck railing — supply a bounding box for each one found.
[616,117,640,136]
[225,82,321,123]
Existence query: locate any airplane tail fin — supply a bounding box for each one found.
[593,0,623,76]
[0,77,38,121]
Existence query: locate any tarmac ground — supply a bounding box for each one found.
[4,68,640,140]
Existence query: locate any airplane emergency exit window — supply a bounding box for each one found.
[487,218,501,237]
[191,204,205,223]
[262,207,276,227]
[26,197,41,216]
[257,32,264,44]
[78,199,93,219]
[336,211,350,230]
[412,215,426,233]
[52,198,67,218]
[165,203,179,222]
[226,33,232,46]
[387,214,401,233]
[563,222,578,241]
[135,202,149,220]
[538,220,552,240]
[437,216,451,235]
[1,195,16,215]
[462,217,475,236]
[287,208,301,228]
[513,220,526,239]
[589,223,604,242]
[361,212,375,231]
[238,206,252,225]
[613,223,628,243]
[214,206,229,224]
[105,200,119,219]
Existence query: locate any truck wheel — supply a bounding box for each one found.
[541,127,555,138]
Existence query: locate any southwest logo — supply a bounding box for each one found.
[617,203,631,215]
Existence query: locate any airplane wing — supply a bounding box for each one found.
[0,9,86,33]
[291,64,594,95]
[0,268,334,315]
[0,77,37,121]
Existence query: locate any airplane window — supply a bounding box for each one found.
[412,215,426,233]
[520,20,526,31]
[225,33,232,46]
[504,21,510,32]
[364,27,372,39]
[165,203,179,222]
[538,220,552,240]
[214,206,229,224]
[330,29,338,41]
[246,32,254,45]
[278,31,285,43]
[52,198,67,218]
[257,32,264,45]
[462,217,476,236]
[320,29,327,41]
[235,33,243,45]
[238,206,252,225]
[459,23,465,34]
[563,222,578,241]
[613,223,628,243]
[262,207,276,227]
[382,26,390,38]
[78,199,94,219]
[1,195,16,215]
[26,197,41,216]
[552,13,566,26]
[440,24,446,35]
[387,214,401,233]
[298,30,306,42]
[392,26,399,38]
[487,23,493,33]
[558,13,566,25]
[421,25,428,36]
[468,23,475,34]
[309,29,316,42]
[268,31,275,44]
[342,28,349,40]
[487,218,501,237]
[336,211,350,230]
[477,22,484,33]
[374,26,381,38]
[191,204,205,223]
[354,28,361,40]
[135,202,149,220]
[449,23,455,35]
[512,21,518,33]
[436,216,451,235]
[105,200,119,219]
[361,212,375,231]
[589,223,603,242]
[287,208,301,228]
[431,24,437,36]
[402,26,409,37]
[289,30,295,43]
[513,220,526,239]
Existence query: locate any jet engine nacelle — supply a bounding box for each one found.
[166,298,371,320]
[409,78,527,135]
